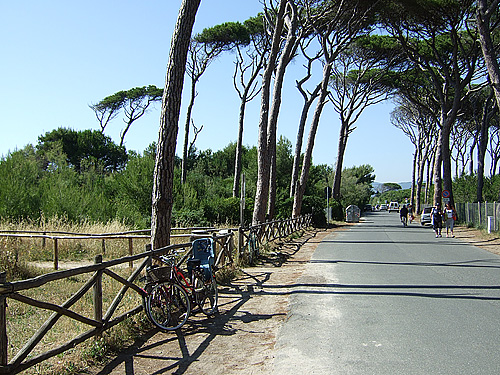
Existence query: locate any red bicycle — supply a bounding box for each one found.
[143,249,218,331]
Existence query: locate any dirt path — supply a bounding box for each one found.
[87,227,335,375]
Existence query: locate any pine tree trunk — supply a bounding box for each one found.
[252,0,287,225]
[290,83,321,198]
[332,121,348,202]
[151,0,201,249]
[266,0,297,221]
[433,127,443,206]
[181,79,196,184]
[293,62,331,217]
[233,99,246,198]
[477,0,500,110]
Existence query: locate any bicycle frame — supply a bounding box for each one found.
[142,250,218,331]
[170,264,196,297]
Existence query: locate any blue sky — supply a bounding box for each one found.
[0,0,413,183]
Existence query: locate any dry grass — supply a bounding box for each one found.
[6,264,150,375]
[0,216,152,265]
[0,217,156,374]
[0,218,230,374]
[454,225,500,256]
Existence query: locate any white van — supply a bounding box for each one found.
[388,201,400,212]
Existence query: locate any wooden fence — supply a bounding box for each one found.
[238,214,313,261]
[0,215,312,374]
[0,227,216,270]
[0,231,234,375]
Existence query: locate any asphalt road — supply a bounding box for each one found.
[273,211,500,374]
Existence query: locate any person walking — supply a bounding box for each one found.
[408,204,415,224]
[444,202,457,237]
[432,203,443,238]
[400,204,409,227]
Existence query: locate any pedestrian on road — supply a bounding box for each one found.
[400,204,409,226]
[444,202,457,237]
[432,203,443,237]
[408,204,415,223]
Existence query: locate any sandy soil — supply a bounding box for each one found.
[82,223,500,375]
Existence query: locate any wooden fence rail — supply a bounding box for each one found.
[0,227,218,271]
[0,231,234,375]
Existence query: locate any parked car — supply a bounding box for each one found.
[364,204,372,212]
[380,204,388,211]
[420,206,434,226]
[388,201,400,212]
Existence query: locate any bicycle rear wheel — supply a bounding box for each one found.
[194,273,218,316]
[146,282,190,331]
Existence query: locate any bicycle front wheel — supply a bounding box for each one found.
[194,274,218,316]
[146,282,190,331]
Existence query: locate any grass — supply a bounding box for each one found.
[0,216,204,274]
[5,263,151,375]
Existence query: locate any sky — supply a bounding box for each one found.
[0,0,414,184]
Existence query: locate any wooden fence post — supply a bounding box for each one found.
[54,238,59,270]
[212,232,218,260]
[93,255,103,336]
[128,238,133,268]
[0,272,7,367]
[238,227,243,258]
[229,232,234,264]
[101,239,106,255]
[485,202,488,227]
[493,201,498,230]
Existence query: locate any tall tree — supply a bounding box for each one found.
[476,88,497,201]
[151,0,201,249]
[266,0,300,221]
[292,0,379,217]
[476,0,500,109]
[384,0,481,207]
[253,0,289,225]
[90,85,163,146]
[329,39,397,202]
[391,98,436,213]
[290,42,322,198]
[232,16,267,198]
[181,39,224,183]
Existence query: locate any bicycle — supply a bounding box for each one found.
[143,243,218,331]
[246,231,260,264]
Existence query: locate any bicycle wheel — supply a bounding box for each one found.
[146,282,190,331]
[194,272,218,316]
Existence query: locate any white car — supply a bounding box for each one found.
[388,202,400,212]
[420,206,434,226]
